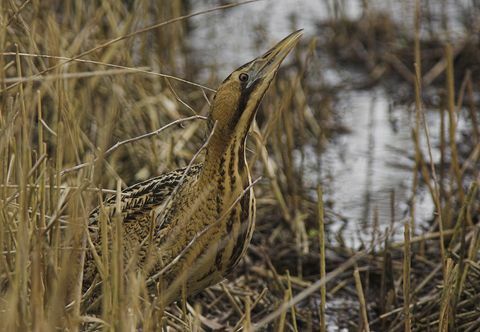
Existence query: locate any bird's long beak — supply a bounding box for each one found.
[247,29,303,88]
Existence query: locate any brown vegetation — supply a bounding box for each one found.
[1,0,479,331]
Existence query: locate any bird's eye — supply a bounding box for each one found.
[239,73,249,82]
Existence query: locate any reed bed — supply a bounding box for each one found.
[1,0,480,331]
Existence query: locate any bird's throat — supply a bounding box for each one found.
[201,131,248,205]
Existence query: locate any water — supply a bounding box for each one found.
[182,1,475,330]
[186,0,473,245]
[187,0,473,78]
[308,88,436,245]
[187,0,336,79]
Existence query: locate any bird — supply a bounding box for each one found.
[82,30,303,308]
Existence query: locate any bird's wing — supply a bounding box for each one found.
[88,164,202,225]
[83,165,202,291]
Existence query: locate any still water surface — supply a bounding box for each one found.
[185,0,472,246]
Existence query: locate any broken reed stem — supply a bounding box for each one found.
[439,259,455,331]
[354,267,370,332]
[192,303,201,332]
[440,85,446,213]
[277,292,289,332]
[32,89,46,330]
[414,1,446,281]
[414,61,446,270]
[445,44,464,204]
[254,134,292,222]
[448,183,478,251]
[113,179,125,330]
[254,253,366,330]
[286,271,299,332]
[243,296,252,332]
[465,72,479,144]
[16,43,29,330]
[451,182,478,316]
[410,166,418,238]
[403,220,411,332]
[412,0,421,236]
[181,283,188,324]
[231,289,268,331]
[414,0,421,74]
[221,283,244,316]
[317,185,327,332]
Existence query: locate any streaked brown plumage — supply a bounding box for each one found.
[82,30,303,307]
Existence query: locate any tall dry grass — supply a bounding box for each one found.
[0,1,320,330]
[2,0,480,331]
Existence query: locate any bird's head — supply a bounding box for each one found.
[207,30,303,143]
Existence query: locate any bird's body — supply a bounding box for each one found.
[84,159,254,305]
[82,30,302,307]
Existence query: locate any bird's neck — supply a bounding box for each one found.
[200,129,248,194]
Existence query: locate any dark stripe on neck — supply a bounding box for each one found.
[225,192,251,274]
[230,79,261,129]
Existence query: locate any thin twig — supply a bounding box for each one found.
[253,252,367,330]
[2,0,260,93]
[61,115,206,175]
[1,53,214,92]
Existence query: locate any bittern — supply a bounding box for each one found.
[83,30,303,306]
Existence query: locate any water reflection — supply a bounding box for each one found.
[187,0,472,77]
[314,88,434,245]
[185,0,473,246]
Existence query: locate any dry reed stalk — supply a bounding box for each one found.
[317,185,327,332]
[254,253,366,330]
[354,267,370,332]
[414,57,446,271]
[277,292,289,332]
[286,270,299,332]
[220,282,244,316]
[451,184,478,317]
[465,72,479,144]
[3,1,479,331]
[243,296,252,331]
[231,288,268,331]
[2,1,261,94]
[445,44,464,204]
[192,303,201,332]
[403,220,411,332]
[439,258,455,331]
